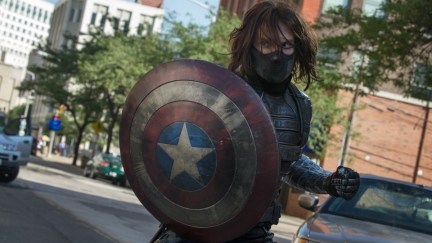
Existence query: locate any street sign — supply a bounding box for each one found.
[48,116,61,131]
[91,120,104,134]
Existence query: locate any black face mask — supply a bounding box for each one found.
[252,48,295,84]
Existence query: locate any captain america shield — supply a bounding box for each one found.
[120,59,280,242]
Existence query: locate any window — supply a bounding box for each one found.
[317,48,340,66]
[38,9,42,21]
[75,9,82,23]
[32,6,37,18]
[322,0,350,13]
[69,8,75,22]
[240,0,247,17]
[229,0,235,13]
[26,4,31,16]
[363,0,385,17]
[43,10,48,23]
[137,14,155,35]
[90,4,108,28]
[113,9,131,33]
[411,64,432,101]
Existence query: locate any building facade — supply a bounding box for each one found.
[0,63,25,113]
[0,0,54,68]
[26,0,165,148]
[48,0,164,49]
[323,90,432,186]
[219,0,384,23]
[0,0,53,115]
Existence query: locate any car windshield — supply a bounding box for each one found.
[102,154,122,164]
[321,178,432,235]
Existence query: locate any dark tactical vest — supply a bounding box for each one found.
[257,83,312,172]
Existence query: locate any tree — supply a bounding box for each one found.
[314,0,432,93]
[20,35,104,166]
[78,10,240,154]
[6,104,26,121]
[78,33,147,154]
[312,0,432,164]
[304,64,345,160]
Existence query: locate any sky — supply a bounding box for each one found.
[162,0,219,27]
[45,0,220,28]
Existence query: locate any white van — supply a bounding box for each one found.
[0,112,33,183]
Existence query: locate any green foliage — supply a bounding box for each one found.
[311,0,432,161]
[7,104,26,120]
[205,9,241,66]
[20,6,344,161]
[314,0,432,94]
[56,116,77,138]
[19,9,240,159]
[20,35,105,165]
[302,63,344,159]
[158,9,240,65]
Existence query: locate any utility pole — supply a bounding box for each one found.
[339,54,365,166]
[413,88,431,183]
[338,81,361,166]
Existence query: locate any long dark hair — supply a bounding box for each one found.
[228,0,318,89]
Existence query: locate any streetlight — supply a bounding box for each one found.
[187,0,217,23]
[23,71,35,118]
[18,71,35,136]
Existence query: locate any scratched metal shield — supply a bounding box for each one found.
[119,59,280,242]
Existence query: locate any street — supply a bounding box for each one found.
[0,181,113,243]
[0,156,293,243]
[1,156,160,242]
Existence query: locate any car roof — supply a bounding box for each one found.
[360,174,432,191]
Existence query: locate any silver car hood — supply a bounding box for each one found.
[305,213,432,243]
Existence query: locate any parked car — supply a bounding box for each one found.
[293,174,432,243]
[0,113,33,183]
[83,153,127,187]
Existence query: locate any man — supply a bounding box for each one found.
[154,1,360,242]
[227,1,360,241]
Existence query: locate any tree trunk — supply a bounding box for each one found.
[72,126,85,166]
[105,105,121,154]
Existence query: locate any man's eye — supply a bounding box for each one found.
[260,42,271,48]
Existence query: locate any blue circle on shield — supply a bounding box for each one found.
[156,122,216,191]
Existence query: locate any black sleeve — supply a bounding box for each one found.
[282,154,331,194]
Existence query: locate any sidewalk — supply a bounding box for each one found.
[272,213,304,241]
[30,153,83,175]
[31,154,305,241]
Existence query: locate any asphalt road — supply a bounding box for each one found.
[0,156,293,242]
[1,157,161,243]
[0,179,114,243]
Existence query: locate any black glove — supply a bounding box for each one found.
[324,166,360,200]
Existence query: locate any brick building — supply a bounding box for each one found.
[219,0,321,23]
[323,90,432,186]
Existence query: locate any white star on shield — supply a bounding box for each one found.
[158,123,214,181]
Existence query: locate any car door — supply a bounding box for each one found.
[2,117,33,163]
